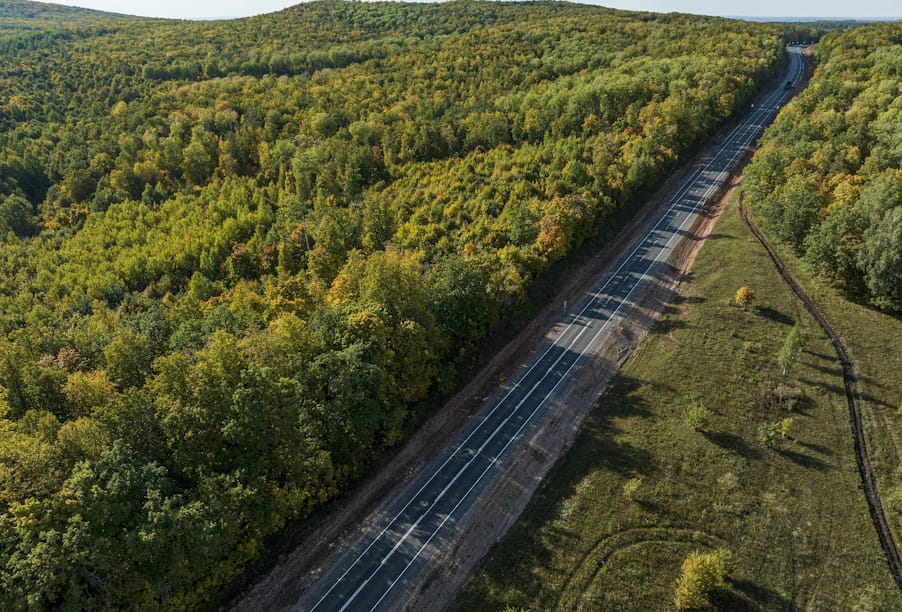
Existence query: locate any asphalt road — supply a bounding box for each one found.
[298,46,804,612]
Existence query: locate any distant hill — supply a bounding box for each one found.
[737,16,899,22]
[0,0,143,33]
[0,0,136,19]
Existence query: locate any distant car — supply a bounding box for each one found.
[785,81,793,90]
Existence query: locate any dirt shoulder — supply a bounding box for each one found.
[230,62,799,612]
[406,150,748,612]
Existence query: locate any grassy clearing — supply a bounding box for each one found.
[743,205,902,568]
[455,197,901,610]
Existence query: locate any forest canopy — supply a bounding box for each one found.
[0,1,790,607]
[744,23,902,311]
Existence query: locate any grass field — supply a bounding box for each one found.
[746,203,902,580]
[454,196,902,610]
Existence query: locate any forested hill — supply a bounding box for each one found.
[0,0,138,30]
[0,1,786,607]
[744,23,902,310]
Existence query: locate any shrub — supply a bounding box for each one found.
[674,548,733,609]
[779,417,794,440]
[684,400,712,431]
[758,421,779,447]
[734,286,755,310]
[623,477,642,502]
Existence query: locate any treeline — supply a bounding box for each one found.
[744,23,902,311]
[0,1,786,608]
[780,21,876,45]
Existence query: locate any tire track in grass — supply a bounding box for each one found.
[555,527,725,611]
[738,200,902,593]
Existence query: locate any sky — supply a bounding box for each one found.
[38,0,901,21]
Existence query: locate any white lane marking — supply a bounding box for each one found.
[309,48,802,612]
[321,48,803,612]
[308,141,711,612]
[361,49,805,611]
[361,87,797,605]
[361,66,803,610]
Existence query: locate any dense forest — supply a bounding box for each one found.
[0,1,790,607]
[744,23,902,311]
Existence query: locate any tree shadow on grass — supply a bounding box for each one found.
[756,306,795,326]
[654,318,687,335]
[472,375,658,596]
[716,578,797,611]
[655,294,705,331]
[635,498,665,514]
[701,430,764,460]
[852,375,899,409]
[806,350,838,362]
[597,375,658,420]
[799,378,847,398]
[857,393,895,410]
[795,440,832,456]
[806,362,843,377]
[799,377,894,410]
[591,379,658,477]
[776,446,829,471]
[672,293,705,305]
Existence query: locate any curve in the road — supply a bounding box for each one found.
[302,47,805,612]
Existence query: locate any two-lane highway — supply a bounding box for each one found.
[298,47,804,612]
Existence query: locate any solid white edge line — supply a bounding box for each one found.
[308,47,801,612]
[363,48,804,611]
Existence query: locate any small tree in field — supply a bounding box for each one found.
[777,325,807,376]
[684,400,712,431]
[734,286,755,310]
[757,421,779,447]
[674,548,733,609]
[623,477,642,502]
[779,417,794,440]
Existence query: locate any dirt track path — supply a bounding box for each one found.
[739,200,902,593]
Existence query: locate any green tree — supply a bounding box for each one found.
[623,477,642,502]
[183,140,214,186]
[0,194,33,236]
[860,205,902,311]
[684,399,712,431]
[428,255,494,347]
[104,329,153,389]
[758,421,780,448]
[305,343,383,470]
[777,325,806,376]
[62,168,97,202]
[63,369,118,417]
